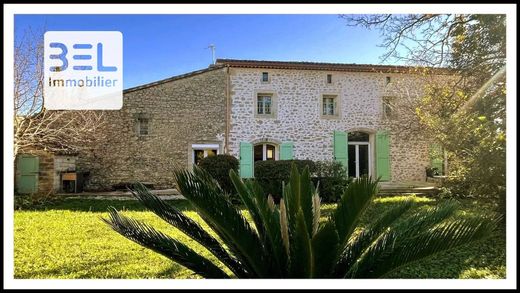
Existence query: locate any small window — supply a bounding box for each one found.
[382,96,395,119]
[192,144,219,165]
[137,117,149,135]
[385,76,391,85]
[262,72,269,82]
[327,74,332,84]
[257,94,272,115]
[322,95,337,116]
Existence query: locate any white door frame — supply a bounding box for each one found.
[348,142,371,178]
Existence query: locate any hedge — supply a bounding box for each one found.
[198,154,239,196]
[254,160,350,203]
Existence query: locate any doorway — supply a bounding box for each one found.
[16,155,39,194]
[348,132,371,178]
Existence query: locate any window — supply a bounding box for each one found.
[322,95,337,116]
[327,74,332,84]
[257,94,272,115]
[254,143,277,161]
[137,117,149,136]
[262,72,269,82]
[191,144,219,165]
[382,96,396,119]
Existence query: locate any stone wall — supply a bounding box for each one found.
[77,67,228,190]
[228,67,431,182]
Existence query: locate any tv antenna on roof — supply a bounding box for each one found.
[206,44,216,65]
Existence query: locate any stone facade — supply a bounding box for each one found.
[69,60,442,190]
[77,67,228,190]
[227,67,431,182]
[14,60,446,194]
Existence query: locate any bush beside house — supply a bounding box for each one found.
[254,160,350,203]
[198,154,239,195]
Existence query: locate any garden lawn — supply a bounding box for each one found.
[14,195,506,279]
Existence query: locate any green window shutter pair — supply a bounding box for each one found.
[333,130,390,180]
[376,131,391,181]
[239,141,294,179]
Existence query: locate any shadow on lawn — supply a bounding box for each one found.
[26,198,194,213]
[16,258,121,279]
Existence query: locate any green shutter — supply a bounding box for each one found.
[16,155,39,194]
[280,142,294,160]
[376,131,391,181]
[239,142,254,178]
[333,131,348,168]
[430,144,444,175]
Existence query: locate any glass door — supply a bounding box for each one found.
[347,143,370,178]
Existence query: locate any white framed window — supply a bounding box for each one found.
[257,94,272,115]
[254,143,278,161]
[322,95,338,116]
[191,144,219,165]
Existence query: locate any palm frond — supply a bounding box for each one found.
[299,166,316,236]
[128,182,248,278]
[333,176,380,248]
[103,208,230,279]
[174,167,270,277]
[280,199,290,256]
[311,222,340,278]
[334,200,413,277]
[288,209,313,278]
[311,193,321,237]
[345,216,496,278]
[230,170,287,276]
[392,199,460,238]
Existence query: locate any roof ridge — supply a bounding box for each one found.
[216,58,451,74]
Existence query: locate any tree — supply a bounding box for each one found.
[342,14,506,203]
[14,28,105,159]
[104,166,495,278]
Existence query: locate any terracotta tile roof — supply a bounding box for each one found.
[216,58,452,74]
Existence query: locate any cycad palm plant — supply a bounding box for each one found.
[104,165,495,278]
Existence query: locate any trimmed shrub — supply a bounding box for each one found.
[312,161,351,202]
[254,160,316,178]
[254,160,349,203]
[254,160,316,202]
[199,154,239,195]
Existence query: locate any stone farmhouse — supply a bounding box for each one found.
[15,59,447,194]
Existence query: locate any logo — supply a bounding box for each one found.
[44,31,123,110]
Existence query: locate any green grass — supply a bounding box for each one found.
[14,195,505,279]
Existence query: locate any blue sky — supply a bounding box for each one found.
[15,14,393,89]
